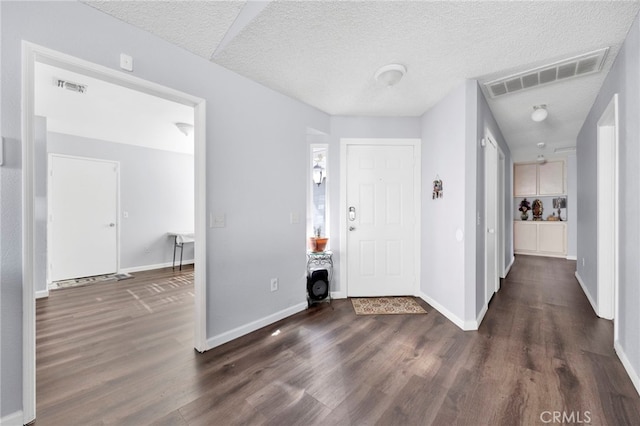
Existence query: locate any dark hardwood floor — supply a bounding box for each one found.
[35,257,640,425]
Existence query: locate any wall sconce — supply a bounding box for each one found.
[313,162,325,186]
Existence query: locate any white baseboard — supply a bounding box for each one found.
[206,302,308,350]
[35,289,49,299]
[418,291,476,331]
[615,340,640,397]
[503,256,515,278]
[331,290,346,299]
[120,260,194,274]
[566,255,577,260]
[575,271,598,315]
[475,303,488,328]
[0,410,24,426]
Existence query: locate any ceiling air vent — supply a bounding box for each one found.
[484,47,609,98]
[55,78,87,94]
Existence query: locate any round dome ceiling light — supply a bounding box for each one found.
[531,104,548,122]
[375,64,407,87]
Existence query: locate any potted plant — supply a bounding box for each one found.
[519,198,531,221]
[309,226,329,252]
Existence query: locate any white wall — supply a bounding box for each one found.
[576,11,640,393]
[1,1,330,418]
[420,83,469,326]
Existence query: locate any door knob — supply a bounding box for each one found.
[109,223,116,227]
[349,226,356,231]
[488,228,495,234]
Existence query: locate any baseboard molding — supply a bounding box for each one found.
[206,302,308,350]
[575,271,598,315]
[35,289,49,299]
[0,410,23,426]
[615,340,640,397]
[331,290,346,299]
[418,291,475,331]
[503,256,515,278]
[566,255,577,260]
[475,303,488,328]
[120,260,194,274]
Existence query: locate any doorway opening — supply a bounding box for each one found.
[596,94,619,331]
[22,42,207,423]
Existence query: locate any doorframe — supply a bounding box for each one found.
[339,138,422,298]
[483,133,499,305]
[22,42,208,424]
[498,146,506,281]
[47,154,121,284]
[596,94,619,330]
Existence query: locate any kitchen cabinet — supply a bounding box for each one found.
[514,160,565,197]
[514,221,567,258]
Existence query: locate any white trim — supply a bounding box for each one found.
[484,132,499,304]
[340,138,421,298]
[330,290,347,299]
[504,256,515,277]
[575,271,598,315]
[615,340,640,397]
[35,290,49,299]
[206,302,308,349]
[22,42,208,423]
[566,255,578,261]
[476,303,489,328]
[418,291,475,331]
[0,411,23,426]
[120,260,194,274]
[596,94,619,323]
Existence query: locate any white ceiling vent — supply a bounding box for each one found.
[55,78,87,94]
[484,47,609,98]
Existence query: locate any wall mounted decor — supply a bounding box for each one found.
[433,176,443,199]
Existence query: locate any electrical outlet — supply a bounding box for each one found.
[270,278,278,292]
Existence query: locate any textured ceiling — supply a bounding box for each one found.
[84,0,640,160]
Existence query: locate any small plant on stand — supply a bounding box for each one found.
[309,226,329,252]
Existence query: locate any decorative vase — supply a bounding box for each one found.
[521,212,528,221]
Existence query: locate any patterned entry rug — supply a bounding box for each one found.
[50,272,133,290]
[351,297,427,315]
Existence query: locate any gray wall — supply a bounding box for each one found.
[1,1,330,418]
[576,12,640,385]
[48,132,195,273]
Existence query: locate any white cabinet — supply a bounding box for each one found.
[514,221,567,258]
[514,160,565,196]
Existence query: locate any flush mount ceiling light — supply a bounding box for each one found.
[531,105,548,122]
[537,142,546,150]
[175,122,194,136]
[374,64,407,87]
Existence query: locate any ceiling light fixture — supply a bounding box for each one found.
[531,105,548,122]
[175,122,194,136]
[375,64,407,87]
[537,142,546,150]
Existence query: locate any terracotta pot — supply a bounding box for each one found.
[309,237,329,252]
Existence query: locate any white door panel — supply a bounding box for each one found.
[485,138,498,305]
[346,144,417,297]
[49,155,118,281]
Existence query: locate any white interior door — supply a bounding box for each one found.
[345,142,419,297]
[49,155,118,281]
[485,137,498,305]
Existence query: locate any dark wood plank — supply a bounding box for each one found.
[34,257,640,425]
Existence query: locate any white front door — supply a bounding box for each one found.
[49,155,118,281]
[345,141,419,297]
[485,137,498,305]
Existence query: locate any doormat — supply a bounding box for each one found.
[50,272,134,290]
[351,297,427,315]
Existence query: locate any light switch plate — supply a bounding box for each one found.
[211,213,226,228]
